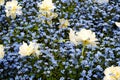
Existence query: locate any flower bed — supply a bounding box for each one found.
[0,0,120,80]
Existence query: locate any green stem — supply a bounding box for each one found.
[82,45,86,57]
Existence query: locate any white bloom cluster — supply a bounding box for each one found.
[38,0,58,24]
[69,28,98,46]
[5,0,22,19]
[0,45,4,59]
[19,42,41,57]
[104,66,120,80]
[39,0,55,11]
[0,0,4,6]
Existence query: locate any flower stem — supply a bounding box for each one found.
[82,45,86,57]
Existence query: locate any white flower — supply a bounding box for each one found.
[38,0,58,25]
[29,42,42,57]
[39,0,55,11]
[0,45,4,59]
[19,42,41,57]
[104,66,120,80]
[69,29,78,45]
[115,22,120,28]
[19,42,33,56]
[5,0,22,19]
[38,0,57,23]
[0,0,4,6]
[76,29,98,46]
[94,0,109,4]
[59,18,70,28]
[69,28,98,46]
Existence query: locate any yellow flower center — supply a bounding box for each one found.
[82,38,91,45]
[11,6,17,12]
[43,6,50,11]
[26,47,30,53]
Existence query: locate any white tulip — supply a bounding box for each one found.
[5,0,22,19]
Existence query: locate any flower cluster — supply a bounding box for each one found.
[5,0,22,19]
[69,28,98,46]
[19,42,41,57]
[104,66,120,80]
[39,0,55,11]
[0,0,120,79]
[38,0,58,24]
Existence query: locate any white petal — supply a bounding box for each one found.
[115,22,120,28]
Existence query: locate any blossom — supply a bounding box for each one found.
[0,0,4,6]
[38,0,56,17]
[75,29,98,46]
[0,45,4,59]
[69,29,78,45]
[69,28,98,46]
[59,18,70,28]
[115,22,120,28]
[104,66,120,80]
[38,0,57,24]
[94,0,109,4]
[29,42,42,56]
[19,42,41,57]
[5,0,22,19]
[39,0,55,11]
